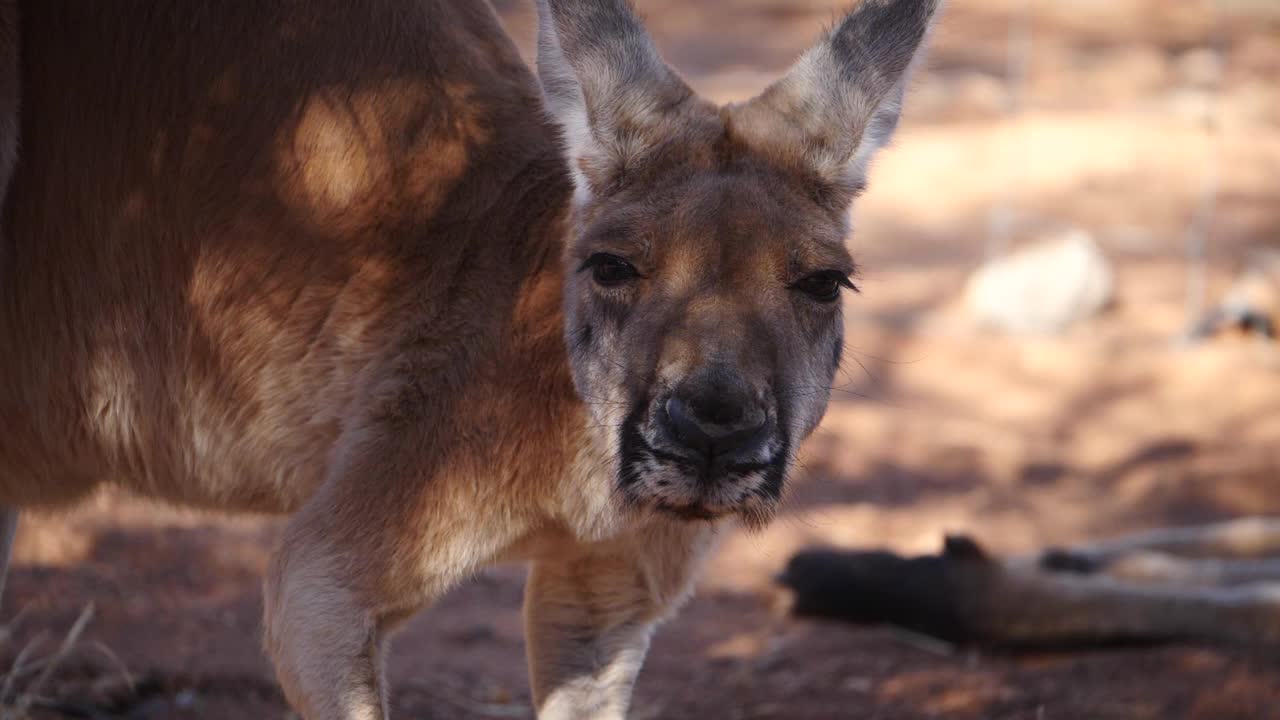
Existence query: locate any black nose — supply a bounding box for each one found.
[661,369,768,463]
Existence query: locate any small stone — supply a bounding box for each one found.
[1175,47,1224,88]
[966,229,1114,335]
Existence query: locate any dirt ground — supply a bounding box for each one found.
[6,1,1280,718]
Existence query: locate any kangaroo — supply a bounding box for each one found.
[0,0,941,717]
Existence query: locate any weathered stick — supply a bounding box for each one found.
[1040,549,1280,587]
[1040,517,1280,565]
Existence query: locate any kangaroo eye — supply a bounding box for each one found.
[581,253,642,287]
[791,271,856,303]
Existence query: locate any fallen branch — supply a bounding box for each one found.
[779,533,1280,648]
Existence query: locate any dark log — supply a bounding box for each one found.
[779,534,1280,648]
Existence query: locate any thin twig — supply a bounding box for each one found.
[1181,3,1224,341]
[91,640,134,696]
[0,630,49,712]
[11,603,95,717]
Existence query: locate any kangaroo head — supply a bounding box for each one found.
[539,0,941,527]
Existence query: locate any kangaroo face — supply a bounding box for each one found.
[562,110,857,527]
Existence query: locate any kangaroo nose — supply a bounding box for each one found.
[661,371,768,462]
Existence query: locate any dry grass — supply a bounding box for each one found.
[0,604,101,720]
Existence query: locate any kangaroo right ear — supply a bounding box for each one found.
[535,0,695,204]
[729,0,943,203]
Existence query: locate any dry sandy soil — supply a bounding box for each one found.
[5,0,1280,718]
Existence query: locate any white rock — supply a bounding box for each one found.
[1175,47,1224,89]
[966,230,1114,335]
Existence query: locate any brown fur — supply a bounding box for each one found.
[0,0,14,208]
[0,1,940,717]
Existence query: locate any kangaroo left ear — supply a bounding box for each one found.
[535,0,697,204]
[728,0,943,203]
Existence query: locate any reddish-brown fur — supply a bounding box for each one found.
[0,1,574,512]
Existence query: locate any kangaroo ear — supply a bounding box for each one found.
[729,0,943,202]
[535,0,695,203]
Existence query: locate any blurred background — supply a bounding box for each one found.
[5,0,1279,717]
